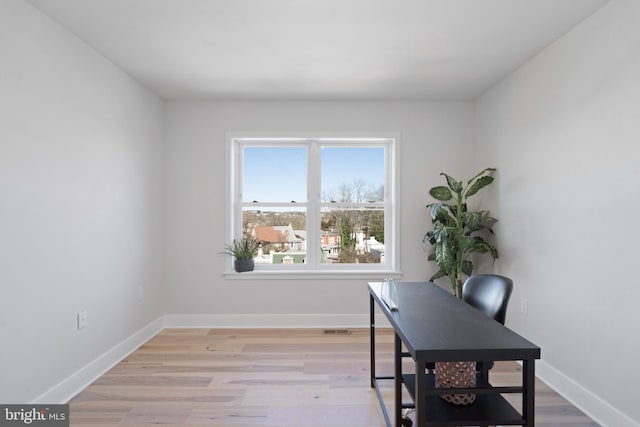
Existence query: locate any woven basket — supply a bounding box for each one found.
[434,361,477,405]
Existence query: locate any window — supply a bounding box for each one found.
[226,133,399,275]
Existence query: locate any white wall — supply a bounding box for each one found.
[0,0,165,403]
[474,1,640,425]
[164,101,473,325]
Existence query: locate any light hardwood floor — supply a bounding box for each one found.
[68,328,599,426]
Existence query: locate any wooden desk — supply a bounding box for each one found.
[369,281,541,427]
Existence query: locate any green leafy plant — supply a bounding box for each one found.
[423,168,498,298]
[221,236,261,261]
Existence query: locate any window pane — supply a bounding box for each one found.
[243,146,307,202]
[320,207,384,264]
[243,207,307,265]
[321,147,384,202]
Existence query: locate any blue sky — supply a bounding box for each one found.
[243,146,384,203]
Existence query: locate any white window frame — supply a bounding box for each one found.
[224,132,401,279]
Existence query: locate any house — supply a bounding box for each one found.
[253,225,306,252]
[356,233,385,263]
[2,1,639,425]
[320,231,340,247]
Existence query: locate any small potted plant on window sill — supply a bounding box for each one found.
[222,236,261,272]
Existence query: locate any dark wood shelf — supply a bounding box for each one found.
[403,373,524,426]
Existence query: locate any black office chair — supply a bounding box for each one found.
[462,274,513,325]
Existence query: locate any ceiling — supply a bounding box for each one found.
[27,0,608,101]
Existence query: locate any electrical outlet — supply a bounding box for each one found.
[520,298,529,316]
[77,311,87,330]
[137,286,144,301]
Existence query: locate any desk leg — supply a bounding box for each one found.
[522,359,535,427]
[478,361,490,383]
[370,295,375,388]
[394,334,402,427]
[414,360,427,427]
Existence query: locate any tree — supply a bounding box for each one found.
[337,212,356,251]
[322,180,386,263]
[367,210,385,243]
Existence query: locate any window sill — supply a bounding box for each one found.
[223,270,403,281]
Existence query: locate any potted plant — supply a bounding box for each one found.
[423,168,500,405]
[222,236,261,272]
[423,168,499,299]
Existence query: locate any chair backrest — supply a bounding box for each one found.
[462,274,513,325]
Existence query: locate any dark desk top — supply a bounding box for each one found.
[369,281,540,362]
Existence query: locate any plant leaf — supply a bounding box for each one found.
[429,186,452,201]
[461,260,473,276]
[426,203,442,219]
[422,232,436,247]
[457,234,476,251]
[427,203,454,224]
[466,168,496,185]
[430,222,453,243]
[430,270,447,281]
[465,175,494,198]
[221,236,261,260]
[441,173,463,194]
[434,228,458,276]
[462,210,492,232]
[465,237,499,260]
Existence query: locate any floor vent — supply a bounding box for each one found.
[323,329,352,335]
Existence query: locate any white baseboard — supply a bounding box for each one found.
[32,317,165,404]
[163,313,373,328]
[536,359,639,427]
